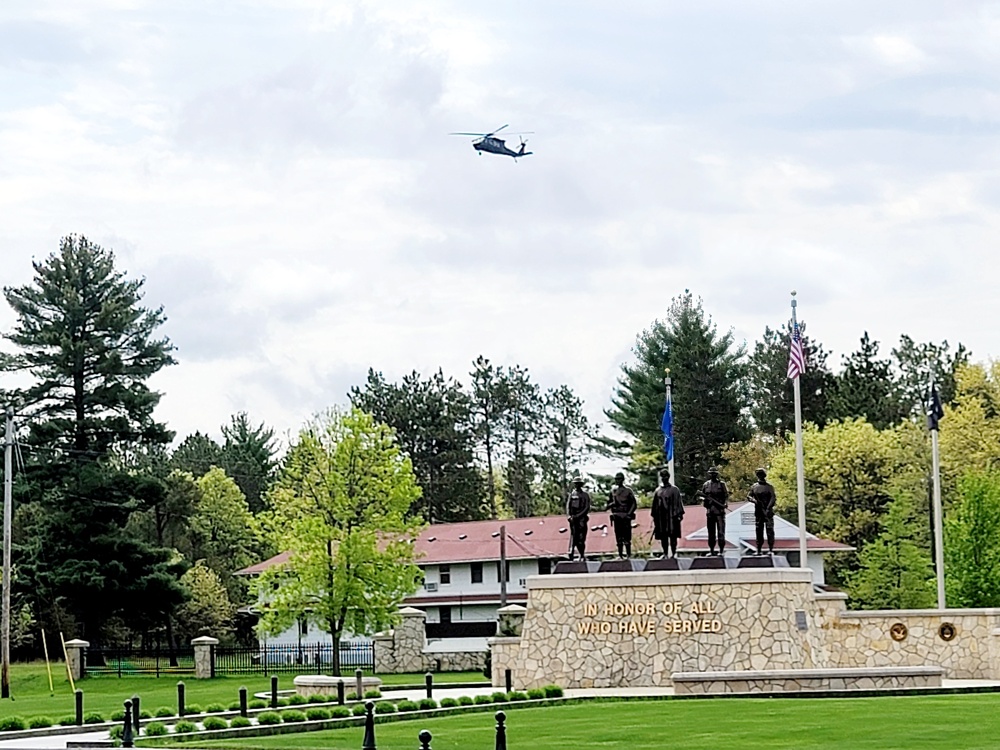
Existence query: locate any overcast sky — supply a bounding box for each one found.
[2,1,998,450]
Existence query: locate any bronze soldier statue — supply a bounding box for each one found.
[747,468,777,555]
[566,476,591,560]
[607,472,638,559]
[698,467,729,556]
[651,469,685,558]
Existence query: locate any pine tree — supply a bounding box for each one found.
[607,292,749,497]
[220,412,278,514]
[828,332,906,429]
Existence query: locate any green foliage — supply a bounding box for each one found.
[275,698,289,707]
[891,336,968,420]
[170,432,224,479]
[363,689,381,699]
[248,699,267,710]
[176,561,237,644]
[507,691,527,701]
[607,292,749,497]
[27,716,53,729]
[173,720,198,733]
[202,716,229,730]
[351,703,367,716]
[191,467,258,599]
[306,707,331,720]
[256,712,282,725]
[527,688,545,699]
[229,716,252,728]
[109,725,124,740]
[227,701,241,711]
[58,716,77,726]
[490,691,508,703]
[287,694,307,705]
[221,411,279,514]
[345,691,357,701]
[185,704,202,714]
[458,695,474,705]
[719,434,781,497]
[255,408,424,674]
[139,710,152,719]
[111,709,126,721]
[848,493,935,609]
[418,698,437,710]
[828,333,905,430]
[945,471,1000,607]
[440,697,459,707]
[374,701,397,714]
[747,321,833,435]
[0,716,27,731]
[474,694,493,705]
[330,707,352,718]
[155,706,174,717]
[83,712,105,724]
[307,694,327,703]
[350,369,485,522]
[281,710,307,722]
[396,700,419,712]
[536,385,593,514]
[469,356,512,518]
[143,722,168,736]
[542,685,564,697]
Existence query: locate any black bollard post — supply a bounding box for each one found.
[418,729,432,750]
[495,711,507,750]
[131,694,141,734]
[337,680,346,705]
[239,686,248,718]
[177,681,186,717]
[504,669,512,694]
[362,701,377,750]
[122,700,134,748]
[270,675,279,709]
[75,689,84,726]
[425,672,433,700]
[355,668,364,700]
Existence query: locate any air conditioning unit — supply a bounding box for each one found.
[425,582,438,592]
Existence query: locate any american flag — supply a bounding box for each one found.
[787,321,806,380]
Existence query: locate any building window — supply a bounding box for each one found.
[496,561,511,582]
[439,606,452,624]
[538,558,552,575]
[471,561,483,584]
[439,565,451,585]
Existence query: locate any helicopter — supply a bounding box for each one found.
[449,124,533,159]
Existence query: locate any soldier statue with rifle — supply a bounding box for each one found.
[697,467,729,556]
[566,476,591,560]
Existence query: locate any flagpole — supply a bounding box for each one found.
[791,293,808,572]
[930,381,946,609]
[664,369,674,482]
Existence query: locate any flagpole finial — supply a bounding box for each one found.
[664,368,670,375]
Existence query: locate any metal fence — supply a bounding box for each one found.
[214,642,375,675]
[84,642,375,676]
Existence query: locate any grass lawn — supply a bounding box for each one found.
[0,663,486,722]
[176,694,1000,750]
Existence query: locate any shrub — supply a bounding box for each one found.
[185,704,203,714]
[58,716,77,726]
[203,716,229,730]
[155,706,174,718]
[111,710,126,722]
[257,712,282,726]
[0,717,27,731]
[396,700,418,713]
[363,688,381,699]
[330,706,351,718]
[139,710,152,720]
[174,720,198,734]
[307,694,328,704]
[458,696,474,706]
[28,716,53,729]
[490,692,508,703]
[143,722,168,737]
[346,691,358,700]
[374,701,396,715]
[542,684,563,698]
[230,716,252,728]
[351,703,367,716]
[281,710,307,723]
[306,708,330,721]
[228,701,242,711]
[507,691,527,702]
[418,698,438,710]
[440,697,459,708]
[474,695,493,705]
[527,688,545,700]
[288,694,307,705]
[109,725,124,741]
[206,703,227,713]
[249,699,267,710]
[83,713,105,725]
[276,698,290,708]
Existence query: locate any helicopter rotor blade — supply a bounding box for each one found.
[484,124,509,138]
[449,132,488,136]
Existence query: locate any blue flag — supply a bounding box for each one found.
[661,392,674,461]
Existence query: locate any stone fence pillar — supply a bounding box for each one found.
[487,636,521,688]
[64,639,89,681]
[191,636,219,679]
[395,607,428,673]
[497,604,527,637]
[373,631,396,674]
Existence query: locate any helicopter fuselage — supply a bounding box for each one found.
[473,136,532,159]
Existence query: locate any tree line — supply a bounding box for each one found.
[0,236,993,654]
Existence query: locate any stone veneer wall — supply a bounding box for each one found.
[672,666,944,695]
[374,607,488,674]
[506,568,825,690]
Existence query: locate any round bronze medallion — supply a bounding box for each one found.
[939,622,957,642]
[889,622,908,641]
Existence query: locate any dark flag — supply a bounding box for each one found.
[927,383,945,432]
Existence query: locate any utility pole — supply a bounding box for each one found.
[499,525,507,608]
[2,407,13,699]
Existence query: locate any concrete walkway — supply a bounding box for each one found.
[2,679,999,749]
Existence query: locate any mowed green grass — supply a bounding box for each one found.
[0,663,486,721]
[183,694,1000,750]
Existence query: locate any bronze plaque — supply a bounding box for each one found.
[939,622,957,642]
[889,622,908,641]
